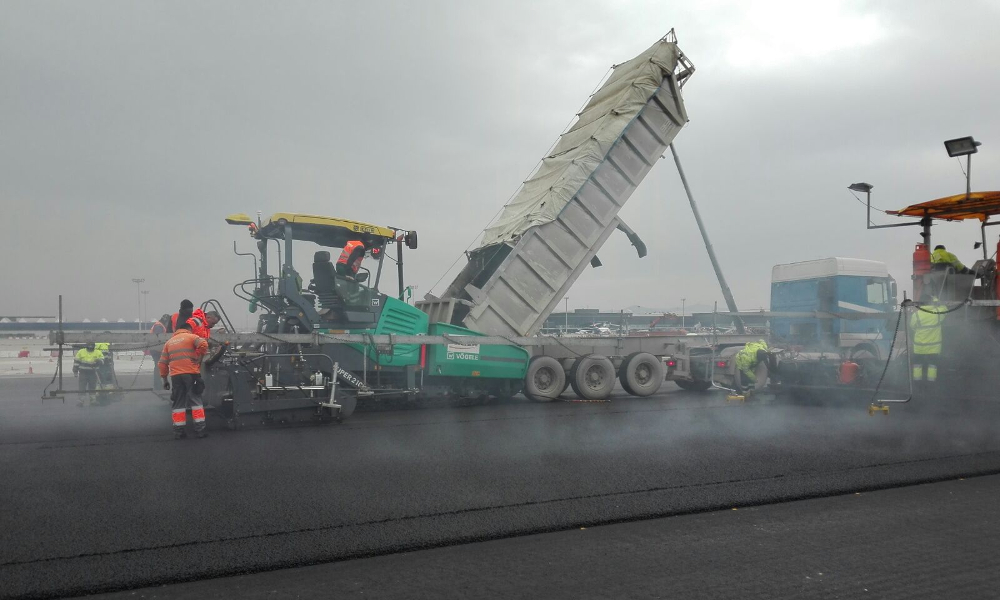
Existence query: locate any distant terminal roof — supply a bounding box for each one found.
[888,191,1000,222]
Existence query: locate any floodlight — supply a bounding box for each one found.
[944,136,981,157]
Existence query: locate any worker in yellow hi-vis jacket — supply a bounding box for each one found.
[910,296,947,384]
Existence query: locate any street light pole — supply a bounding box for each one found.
[131,278,145,331]
[141,290,149,328]
[943,136,983,257]
[966,153,972,201]
[681,298,685,329]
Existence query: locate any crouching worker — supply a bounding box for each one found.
[158,321,209,439]
[734,340,775,394]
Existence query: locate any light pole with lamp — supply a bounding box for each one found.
[944,136,984,257]
[681,298,685,329]
[131,278,145,331]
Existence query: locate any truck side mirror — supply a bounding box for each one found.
[405,231,418,249]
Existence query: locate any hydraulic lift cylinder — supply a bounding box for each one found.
[669,143,745,333]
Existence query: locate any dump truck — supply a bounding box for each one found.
[709,184,1000,407]
[708,257,899,396]
[415,31,758,399]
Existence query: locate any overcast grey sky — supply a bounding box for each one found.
[3,0,999,321]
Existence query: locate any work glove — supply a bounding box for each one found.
[162,378,170,391]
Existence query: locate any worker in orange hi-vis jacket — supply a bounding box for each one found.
[336,240,367,279]
[158,321,209,439]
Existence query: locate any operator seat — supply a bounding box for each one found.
[310,251,342,315]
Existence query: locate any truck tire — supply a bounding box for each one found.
[523,356,566,402]
[619,352,664,397]
[674,379,712,392]
[569,354,616,400]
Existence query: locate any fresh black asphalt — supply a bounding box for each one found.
[2,375,998,598]
[86,474,1000,599]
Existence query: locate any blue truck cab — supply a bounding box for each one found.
[770,258,896,358]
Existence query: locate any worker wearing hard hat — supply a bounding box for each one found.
[336,240,367,279]
[158,321,210,439]
[734,340,774,394]
[73,342,104,406]
[931,245,972,274]
[910,294,947,386]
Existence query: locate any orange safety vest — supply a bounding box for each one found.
[170,309,211,337]
[158,330,208,377]
[337,241,365,274]
[188,308,211,338]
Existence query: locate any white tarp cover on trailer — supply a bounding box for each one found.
[478,38,681,248]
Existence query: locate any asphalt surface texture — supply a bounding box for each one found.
[86,474,1000,599]
[2,375,999,599]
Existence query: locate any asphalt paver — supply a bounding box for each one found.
[2,376,998,598]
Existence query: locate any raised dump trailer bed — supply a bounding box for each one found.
[419,32,694,338]
[415,33,716,402]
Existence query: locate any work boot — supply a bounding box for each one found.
[195,430,208,439]
[174,429,188,440]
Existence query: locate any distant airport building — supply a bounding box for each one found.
[541,308,768,334]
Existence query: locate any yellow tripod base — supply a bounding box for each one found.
[868,404,889,416]
[726,394,745,402]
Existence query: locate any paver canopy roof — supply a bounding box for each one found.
[888,191,1000,222]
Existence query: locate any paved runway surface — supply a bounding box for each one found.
[86,474,1000,599]
[2,376,999,598]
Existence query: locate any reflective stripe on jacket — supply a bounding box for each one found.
[930,248,966,272]
[74,348,104,370]
[189,308,210,338]
[910,301,946,355]
[170,309,210,338]
[158,331,208,377]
